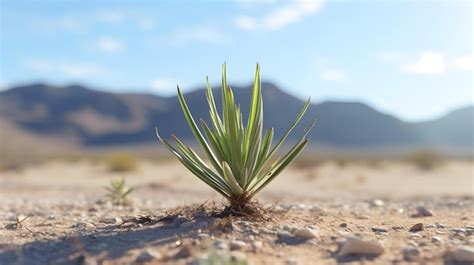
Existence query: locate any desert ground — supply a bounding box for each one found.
[0,156,473,265]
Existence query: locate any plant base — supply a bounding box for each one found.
[222,193,263,217]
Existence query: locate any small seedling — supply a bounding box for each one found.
[105,178,134,206]
[5,215,33,232]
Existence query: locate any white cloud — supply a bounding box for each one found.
[454,55,474,71]
[25,59,104,78]
[151,78,177,94]
[404,52,446,75]
[234,16,258,30]
[234,0,324,30]
[97,37,124,53]
[320,69,346,81]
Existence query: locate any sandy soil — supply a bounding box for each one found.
[0,159,473,265]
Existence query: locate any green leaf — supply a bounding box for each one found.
[156,63,315,202]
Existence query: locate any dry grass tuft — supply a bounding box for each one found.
[161,201,281,225]
[405,149,442,170]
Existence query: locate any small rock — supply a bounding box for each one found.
[372,226,388,233]
[340,223,348,228]
[196,233,209,240]
[409,223,424,232]
[392,226,404,230]
[172,246,192,259]
[435,223,446,229]
[214,239,228,250]
[293,227,318,239]
[339,236,384,256]
[100,217,122,224]
[403,247,420,261]
[72,222,95,230]
[451,228,466,234]
[431,236,442,244]
[286,257,299,265]
[283,224,297,232]
[369,199,385,207]
[229,240,247,250]
[251,241,263,251]
[136,249,161,262]
[452,246,474,263]
[408,234,422,240]
[412,206,434,217]
[390,208,404,214]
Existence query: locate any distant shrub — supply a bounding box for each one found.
[292,155,324,169]
[107,153,139,172]
[406,149,442,170]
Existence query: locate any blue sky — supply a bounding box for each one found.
[0,0,472,121]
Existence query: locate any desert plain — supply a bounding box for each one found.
[0,156,473,265]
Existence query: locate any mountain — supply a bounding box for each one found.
[0,83,472,153]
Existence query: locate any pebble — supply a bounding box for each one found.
[408,234,422,239]
[392,226,404,230]
[214,239,228,250]
[409,223,424,232]
[451,228,465,234]
[435,223,446,229]
[100,217,122,224]
[229,240,247,250]
[136,249,162,262]
[412,206,434,217]
[251,240,263,251]
[72,222,95,230]
[431,236,442,244]
[369,199,385,207]
[371,226,388,233]
[286,257,299,265]
[283,224,297,232]
[452,246,474,263]
[293,227,319,239]
[339,236,385,256]
[403,247,420,262]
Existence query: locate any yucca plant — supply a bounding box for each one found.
[156,64,315,211]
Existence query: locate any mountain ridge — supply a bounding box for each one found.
[0,82,472,153]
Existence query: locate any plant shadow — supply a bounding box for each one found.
[0,214,215,265]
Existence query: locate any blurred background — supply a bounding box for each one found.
[0,0,472,181]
